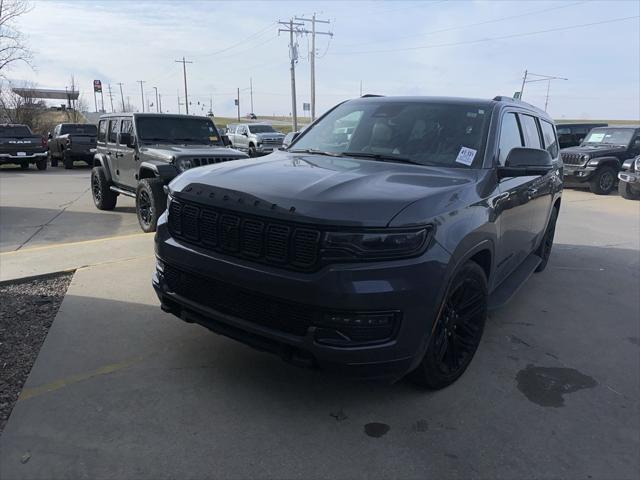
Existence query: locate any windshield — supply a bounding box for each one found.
[291,100,491,167]
[248,125,277,134]
[0,126,32,137]
[60,124,97,135]
[135,117,223,145]
[583,128,635,146]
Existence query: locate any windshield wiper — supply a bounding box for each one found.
[288,148,342,157]
[173,137,208,143]
[339,151,423,165]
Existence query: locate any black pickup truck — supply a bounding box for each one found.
[0,124,48,170]
[47,123,98,169]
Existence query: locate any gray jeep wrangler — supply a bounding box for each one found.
[91,113,248,232]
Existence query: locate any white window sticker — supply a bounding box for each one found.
[586,133,605,143]
[456,146,477,166]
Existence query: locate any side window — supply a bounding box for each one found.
[498,113,523,165]
[120,119,133,144]
[519,114,543,149]
[97,120,107,143]
[54,125,60,137]
[108,119,119,144]
[540,121,559,159]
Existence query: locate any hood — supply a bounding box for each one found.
[561,144,627,156]
[169,151,477,227]
[139,145,247,161]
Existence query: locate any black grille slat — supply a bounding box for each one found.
[163,265,317,336]
[168,199,321,271]
[561,153,584,165]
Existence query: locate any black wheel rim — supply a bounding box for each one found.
[92,173,102,202]
[433,278,485,374]
[138,190,152,225]
[600,171,614,191]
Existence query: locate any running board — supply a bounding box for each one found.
[109,186,136,198]
[488,254,541,311]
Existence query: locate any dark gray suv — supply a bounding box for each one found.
[153,96,563,388]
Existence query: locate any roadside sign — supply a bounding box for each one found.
[513,91,521,99]
[234,99,239,106]
[93,80,102,93]
[303,103,310,111]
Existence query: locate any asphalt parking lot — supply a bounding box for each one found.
[0,169,638,479]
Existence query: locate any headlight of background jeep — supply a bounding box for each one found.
[176,158,193,172]
[322,228,430,261]
[581,154,591,164]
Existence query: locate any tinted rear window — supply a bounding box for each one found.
[0,126,32,137]
[60,124,97,135]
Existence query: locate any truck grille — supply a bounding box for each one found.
[163,264,318,336]
[188,157,241,167]
[261,139,283,145]
[168,199,321,270]
[561,152,585,166]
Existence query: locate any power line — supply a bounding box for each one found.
[295,14,333,121]
[330,15,640,55]
[175,57,193,114]
[194,22,276,58]
[340,1,586,48]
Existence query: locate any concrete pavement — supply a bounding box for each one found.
[0,189,638,479]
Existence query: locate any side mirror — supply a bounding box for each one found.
[47,132,53,139]
[498,147,553,178]
[119,132,135,148]
[242,131,248,137]
[221,135,231,147]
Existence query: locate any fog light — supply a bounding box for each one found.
[314,311,399,346]
[324,312,395,327]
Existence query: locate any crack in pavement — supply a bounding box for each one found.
[14,187,91,251]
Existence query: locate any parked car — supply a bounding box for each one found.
[153,95,562,389]
[91,113,247,232]
[0,124,47,170]
[560,125,640,195]
[556,123,607,149]
[246,113,257,120]
[618,155,640,200]
[226,123,285,157]
[47,123,98,169]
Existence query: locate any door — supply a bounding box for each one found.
[117,118,137,187]
[106,118,121,184]
[530,119,560,239]
[519,114,554,243]
[237,125,249,151]
[494,112,539,285]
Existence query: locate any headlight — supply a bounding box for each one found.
[322,228,430,261]
[176,158,193,172]
[581,154,591,163]
[634,156,640,172]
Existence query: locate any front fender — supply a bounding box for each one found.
[139,161,179,183]
[587,156,621,170]
[93,153,114,183]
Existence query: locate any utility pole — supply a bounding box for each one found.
[137,80,145,112]
[295,14,332,121]
[107,84,115,112]
[117,82,125,112]
[519,71,568,109]
[236,87,240,122]
[153,87,159,113]
[159,94,162,113]
[360,80,363,97]
[177,90,181,114]
[249,77,254,114]
[100,89,105,113]
[209,96,213,116]
[279,19,306,131]
[175,57,193,114]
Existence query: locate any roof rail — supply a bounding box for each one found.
[493,95,518,102]
[360,94,384,98]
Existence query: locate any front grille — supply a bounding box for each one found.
[188,157,241,167]
[261,139,283,145]
[163,264,318,336]
[561,152,585,166]
[168,199,321,270]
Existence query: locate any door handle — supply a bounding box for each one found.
[114,152,124,158]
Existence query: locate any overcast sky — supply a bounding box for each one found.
[7,0,640,120]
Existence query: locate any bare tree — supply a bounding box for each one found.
[0,0,33,77]
[0,80,49,133]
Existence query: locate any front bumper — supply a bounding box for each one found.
[255,144,282,154]
[152,215,450,382]
[618,171,640,184]
[563,165,596,184]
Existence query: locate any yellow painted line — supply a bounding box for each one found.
[19,356,144,401]
[0,232,152,256]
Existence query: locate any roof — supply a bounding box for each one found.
[11,87,79,100]
[98,112,213,120]
[555,122,608,127]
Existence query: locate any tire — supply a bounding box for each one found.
[91,166,117,210]
[409,261,488,390]
[248,143,256,157]
[19,160,29,170]
[534,207,559,273]
[63,151,74,169]
[589,166,616,195]
[618,180,640,200]
[36,158,47,171]
[136,178,166,233]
